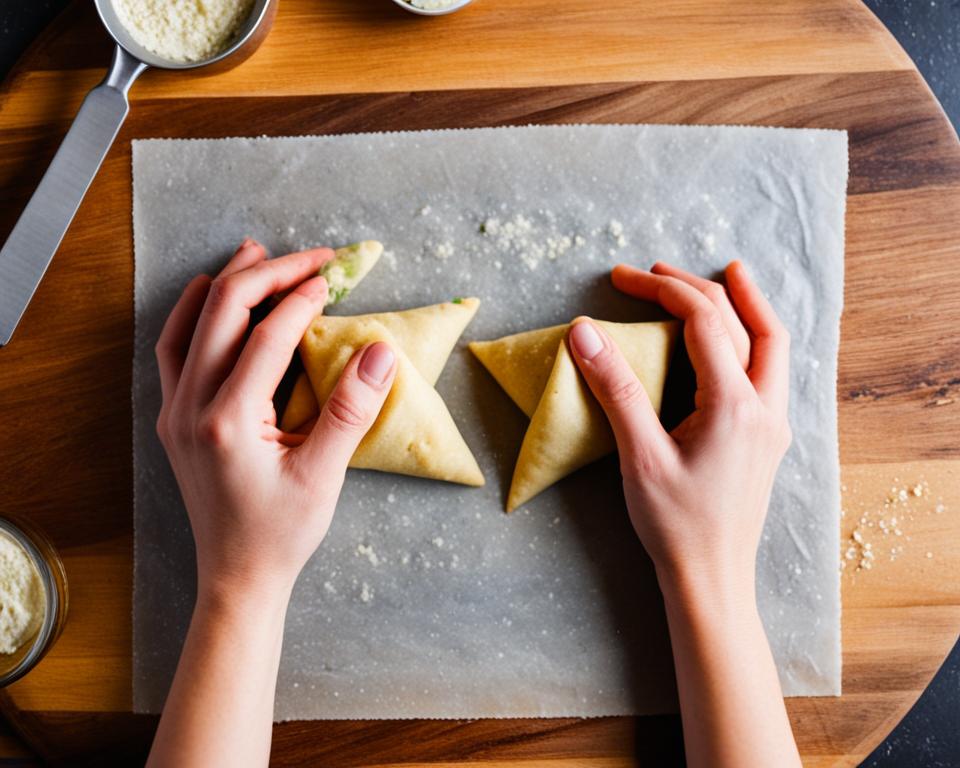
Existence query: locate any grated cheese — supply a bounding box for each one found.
[112,0,255,63]
[0,532,44,655]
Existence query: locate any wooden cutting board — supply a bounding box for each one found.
[1,0,959,765]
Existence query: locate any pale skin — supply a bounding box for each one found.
[148,239,799,767]
[568,260,800,768]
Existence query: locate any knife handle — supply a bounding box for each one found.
[0,45,147,347]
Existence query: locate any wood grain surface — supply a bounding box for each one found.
[0,0,959,765]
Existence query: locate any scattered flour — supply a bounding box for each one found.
[411,206,645,275]
[702,233,717,255]
[479,214,588,270]
[359,582,374,603]
[607,219,628,248]
[356,543,381,567]
[433,241,455,260]
[842,477,947,573]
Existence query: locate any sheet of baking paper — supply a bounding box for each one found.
[133,125,846,719]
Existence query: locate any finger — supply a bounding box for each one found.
[155,274,212,404]
[724,260,790,413]
[650,261,750,370]
[612,265,750,401]
[218,237,268,279]
[293,342,397,482]
[179,247,333,407]
[567,318,674,464]
[218,276,328,407]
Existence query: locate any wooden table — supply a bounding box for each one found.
[1,1,958,765]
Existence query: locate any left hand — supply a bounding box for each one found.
[154,238,397,602]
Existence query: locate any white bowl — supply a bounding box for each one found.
[390,0,473,16]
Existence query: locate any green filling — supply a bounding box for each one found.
[320,241,383,305]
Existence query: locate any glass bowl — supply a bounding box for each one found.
[0,517,68,687]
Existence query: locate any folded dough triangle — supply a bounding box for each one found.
[297,300,484,487]
[468,325,567,419]
[282,298,480,432]
[471,320,678,511]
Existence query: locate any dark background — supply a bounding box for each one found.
[1,1,958,766]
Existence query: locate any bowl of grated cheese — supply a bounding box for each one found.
[391,0,474,16]
[99,0,277,70]
[0,518,68,687]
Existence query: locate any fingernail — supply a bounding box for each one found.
[359,342,395,386]
[570,321,604,360]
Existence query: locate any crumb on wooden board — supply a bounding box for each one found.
[841,475,949,576]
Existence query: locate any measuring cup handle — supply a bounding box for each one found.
[0,45,147,346]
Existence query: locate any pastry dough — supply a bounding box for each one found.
[282,298,480,433]
[281,372,320,432]
[470,320,678,511]
[296,300,484,487]
[468,324,567,418]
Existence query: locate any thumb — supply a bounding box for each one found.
[567,318,672,463]
[294,341,397,482]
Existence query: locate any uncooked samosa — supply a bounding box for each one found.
[280,240,383,432]
[282,298,481,432]
[296,300,484,487]
[470,320,678,511]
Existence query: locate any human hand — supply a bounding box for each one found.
[154,239,397,603]
[568,260,791,597]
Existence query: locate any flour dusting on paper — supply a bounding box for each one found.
[133,125,847,719]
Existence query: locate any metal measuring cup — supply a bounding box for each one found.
[0,0,278,346]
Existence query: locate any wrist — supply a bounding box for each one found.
[655,558,758,623]
[196,568,295,624]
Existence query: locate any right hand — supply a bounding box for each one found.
[568,261,792,597]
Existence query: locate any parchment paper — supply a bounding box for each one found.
[133,125,847,719]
